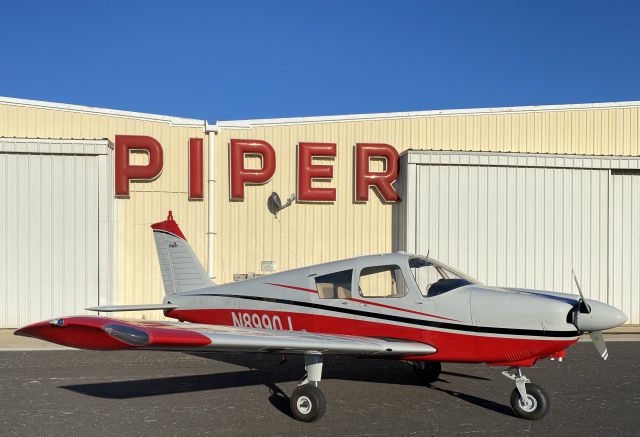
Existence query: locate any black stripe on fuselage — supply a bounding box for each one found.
[153,230,183,240]
[181,293,580,338]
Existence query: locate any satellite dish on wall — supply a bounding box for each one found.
[268,192,296,217]
[268,192,282,215]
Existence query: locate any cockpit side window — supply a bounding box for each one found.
[315,269,352,299]
[409,258,446,297]
[409,257,475,297]
[358,265,407,298]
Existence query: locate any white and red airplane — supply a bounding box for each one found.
[16,212,627,422]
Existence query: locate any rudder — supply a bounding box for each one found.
[151,211,211,295]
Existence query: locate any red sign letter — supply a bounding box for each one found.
[189,138,204,200]
[115,135,164,196]
[230,139,276,200]
[355,143,399,202]
[297,142,336,202]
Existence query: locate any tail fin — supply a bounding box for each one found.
[151,211,212,295]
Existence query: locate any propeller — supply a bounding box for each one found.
[571,270,608,360]
[589,331,609,360]
[571,269,591,314]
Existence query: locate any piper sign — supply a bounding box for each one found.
[114,135,400,202]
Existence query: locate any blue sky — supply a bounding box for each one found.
[1,0,638,121]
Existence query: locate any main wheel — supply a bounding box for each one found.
[290,384,326,422]
[510,383,550,420]
[413,361,441,384]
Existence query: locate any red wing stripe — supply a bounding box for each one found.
[348,297,460,322]
[265,282,318,294]
[267,282,459,322]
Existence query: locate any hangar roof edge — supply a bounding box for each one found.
[0,96,206,128]
[217,100,640,128]
[3,95,639,131]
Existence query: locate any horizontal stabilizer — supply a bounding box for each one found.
[86,304,178,312]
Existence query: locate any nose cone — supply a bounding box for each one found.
[575,300,627,332]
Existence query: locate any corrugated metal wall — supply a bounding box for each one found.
[399,151,640,324]
[0,139,112,327]
[610,173,640,323]
[0,102,208,321]
[214,104,640,285]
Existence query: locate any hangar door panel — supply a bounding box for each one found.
[0,152,100,328]
[609,173,640,324]
[410,164,609,301]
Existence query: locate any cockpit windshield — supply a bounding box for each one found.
[409,257,478,297]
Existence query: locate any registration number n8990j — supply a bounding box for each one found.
[231,312,294,331]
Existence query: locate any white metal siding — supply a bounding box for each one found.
[610,173,640,324]
[400,152,640,324]
[0,139,113,328]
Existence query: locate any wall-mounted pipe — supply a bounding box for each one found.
[205,122,219,280]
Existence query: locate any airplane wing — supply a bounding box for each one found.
[15,316,436,357]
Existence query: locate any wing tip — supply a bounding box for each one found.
[15,316,212,350]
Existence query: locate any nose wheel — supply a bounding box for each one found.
[291,354,326,422]
[502,367,550,420]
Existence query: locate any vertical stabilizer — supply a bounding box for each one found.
[151,211,211,295]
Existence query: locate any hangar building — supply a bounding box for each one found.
[0,96,638,327]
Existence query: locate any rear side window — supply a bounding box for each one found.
[358,265,407,298]
[315,270,352,299]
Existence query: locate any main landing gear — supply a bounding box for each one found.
[502,367,550,420]
[410,361,442,384]
[288,358,549,422]
[290,354,326,422]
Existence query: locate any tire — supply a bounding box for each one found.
[413,361,441,384]
[290,385,327,422]
[510,383,550,420]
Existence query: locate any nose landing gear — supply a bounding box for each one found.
[502,367,550,420]
[290,354,326,422]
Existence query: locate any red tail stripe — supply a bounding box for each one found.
[151,211,186,240]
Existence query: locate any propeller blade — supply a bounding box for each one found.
[571,269,586,300]
[571,269,591,314]
[589,331,609,360]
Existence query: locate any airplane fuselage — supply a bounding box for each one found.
[161,253,624,366]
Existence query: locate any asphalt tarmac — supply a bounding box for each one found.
[1,342,639,436]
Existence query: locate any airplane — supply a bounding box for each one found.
[15,211,627,422]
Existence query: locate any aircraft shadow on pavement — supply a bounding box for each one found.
[426,384,514,417]
[61,352,510,418]
[187,352,491,380]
